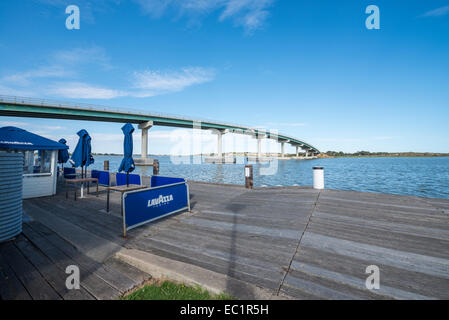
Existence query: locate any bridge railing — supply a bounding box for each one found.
[0,94,319,152]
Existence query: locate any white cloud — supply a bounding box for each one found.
[267,122,306,128]
[134,0,274,32]
[0,44,214,99]
[48,82,127,99]
[0,121,28,127]
[52,46,112,69]
[2,66,70,86]
[422,6,449,17]
[131,67,215,97]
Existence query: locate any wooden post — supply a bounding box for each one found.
[153,159,159,175]
[104,160,109,171]
[245,164,253,189]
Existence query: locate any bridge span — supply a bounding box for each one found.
[0,95,320,161]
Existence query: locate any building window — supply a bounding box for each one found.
[22,150,52,174]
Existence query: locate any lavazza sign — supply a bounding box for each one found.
[147,194,174,208]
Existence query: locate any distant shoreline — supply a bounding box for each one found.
[91,152,449,158]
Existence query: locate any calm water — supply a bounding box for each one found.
[87,155,449,199]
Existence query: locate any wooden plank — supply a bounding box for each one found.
[133,239,282,290]
[25,221,138,294]
[0,248,32,300]
[103,257,151,285]
[292,245,449,299]
[14,234,95,300]
[307,219,449,259]
[289,260,434,300]
[22,223,120,300]
[300,232,449,279]
[0,241,61,300]
[23,201,122,262]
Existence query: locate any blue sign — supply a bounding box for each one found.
[122,182,190,236]
[150,175,185,188]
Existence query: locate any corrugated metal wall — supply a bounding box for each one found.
[0,151,23,242]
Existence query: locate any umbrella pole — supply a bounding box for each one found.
[127,172,129,187]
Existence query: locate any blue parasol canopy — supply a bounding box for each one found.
[118,123,135,174]
[0,126,68,150]
[57,138,70,164]
[71,129,94,168]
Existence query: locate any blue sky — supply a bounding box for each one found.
[0,0,448,154]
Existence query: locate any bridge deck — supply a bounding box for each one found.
[1,181,448,299]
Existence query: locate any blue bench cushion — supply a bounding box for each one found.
[150,175,185,188]
[91,170,110,186]
[116,172,141,186]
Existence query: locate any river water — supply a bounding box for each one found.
[84,155,449,199]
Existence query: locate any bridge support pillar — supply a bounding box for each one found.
[257,138,262,159]
[296,146,299,157]
[281,142,285,158]
[138,121,153,159]
[305,150,309,158]
[135,121,154,174]
[217,130,223,158]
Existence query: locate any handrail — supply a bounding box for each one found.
[0,95,320,152]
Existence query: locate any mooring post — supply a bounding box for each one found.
[153,159,159,175]
[245,164,253,189]
[104,160,109,171]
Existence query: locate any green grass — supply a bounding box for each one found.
[122,280,234,300]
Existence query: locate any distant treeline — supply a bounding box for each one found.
[323,151,449,157]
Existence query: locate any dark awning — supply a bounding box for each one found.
[0,126,69,150]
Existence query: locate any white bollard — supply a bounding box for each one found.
[313,166,324,189]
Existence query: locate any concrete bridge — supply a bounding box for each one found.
[0,95,320,162]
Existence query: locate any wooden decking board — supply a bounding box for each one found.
[147,231,288,273]
[292,246,449,299]
[289,261,434,300]
[306,219,449,260]
[39,231,137,294]
[24,201,121,262]
[132,239,283,290]
[283,272,362,300]
[103,256,151,285]
[318,195,442,215]
[154,222,297,260]
[134,236,285,280]
[35,199,125,245]
[180,217,303,240]
[312,211,449,241]
[300,232,449,279]
[14,234,95,300]
[192,209,311,228]
[315,205,448,226]
[165,219,297,250]
[0,241,61,300]
[0,248,32,300]
[40,196,123,232]
[6,181,447,300]
[279,283,324,300]
[21,222,121,300]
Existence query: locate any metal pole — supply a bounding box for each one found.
[153,159,159,175]
[104,160,109,171]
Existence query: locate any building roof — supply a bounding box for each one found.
[0,126,69,150]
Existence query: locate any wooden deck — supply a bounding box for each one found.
[1,181,448,299]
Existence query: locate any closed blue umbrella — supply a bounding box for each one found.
[71,129,94,177]
[57,139,70,164]
[57,138,70,177]
[118,123,135,186]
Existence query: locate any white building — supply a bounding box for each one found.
[0,126,69,199]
